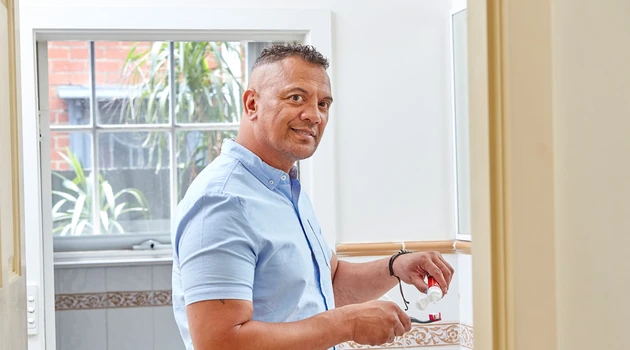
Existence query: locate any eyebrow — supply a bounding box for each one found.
[286,87,334,104]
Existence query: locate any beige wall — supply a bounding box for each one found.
[471,0,630,349]
[552,0,630,349]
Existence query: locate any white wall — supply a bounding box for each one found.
[20,0,456,244]
[451,0,467,12]
[552,0,630,348]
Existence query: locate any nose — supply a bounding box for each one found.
[300,101,322,124]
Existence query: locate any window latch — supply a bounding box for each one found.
[132,239,171,251]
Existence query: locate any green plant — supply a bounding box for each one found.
[117,41,245,198]
[51,149,151,236]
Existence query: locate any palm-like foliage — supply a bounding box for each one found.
[52,149,151,236]
[118,41,245,197]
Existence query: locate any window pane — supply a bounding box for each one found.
[176,129,237,199]
[174,42,245,124]
[48,41,91,126]
[51,132,94,236]
[94,41,169,125]
[97,131,171,235]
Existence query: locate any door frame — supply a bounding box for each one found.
[0,0,27,348]
[469,0,557,349]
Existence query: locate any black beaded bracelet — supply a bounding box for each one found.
[388,249,412,310]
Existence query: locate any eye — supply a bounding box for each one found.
[290,95,304,102]
[319,101,331,109]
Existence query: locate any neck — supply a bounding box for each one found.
[235,133,293,173]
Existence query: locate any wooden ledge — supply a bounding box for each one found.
[335,240,471,257]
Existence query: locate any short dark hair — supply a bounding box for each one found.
[252,43,329,71]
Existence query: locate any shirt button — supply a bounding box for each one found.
[281,175,287,181]
[269,180,274,185]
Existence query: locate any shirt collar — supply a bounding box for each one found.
[221,139,297,190]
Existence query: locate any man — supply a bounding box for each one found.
[172,44,454,350]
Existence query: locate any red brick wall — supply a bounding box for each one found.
[48,41,236,172]
[48,41,151,171]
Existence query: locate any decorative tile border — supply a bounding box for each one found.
[55,291,172,310]
[460,324,474,349]
[338,323,473,349]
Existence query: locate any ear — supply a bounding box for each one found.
[243,89,258,120]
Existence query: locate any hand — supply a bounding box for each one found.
[344,300,412,346]
[393,251,455,294]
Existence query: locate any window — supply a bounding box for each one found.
[46,40,283,252]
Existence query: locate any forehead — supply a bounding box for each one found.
[268,57,331,94]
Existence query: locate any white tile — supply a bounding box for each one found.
[56,267,106,294]
[153,307,185,350]
[152,265,173,291]
[58,309,107,350]
[106,266,152,292]
[458,253,473,325]
[55,311,61,350]
[107,307,154,350]
[54,269,59,295]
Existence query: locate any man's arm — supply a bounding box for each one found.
[187,299,411,350]
[178,194,411,349]
[330,251,455,307]
[330,253,399,307]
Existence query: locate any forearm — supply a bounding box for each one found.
[192,306,352,350]
[332,258,398,307]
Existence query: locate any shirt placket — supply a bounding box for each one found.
[288,178,332,311]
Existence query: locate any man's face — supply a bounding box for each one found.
[251,57,332,164]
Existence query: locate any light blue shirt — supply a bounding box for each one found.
[172,139,336,350]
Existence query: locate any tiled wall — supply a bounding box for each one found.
[54,264,185,350]
[337,254,473,350]
[54,255,473,350]
[457,254,473,326]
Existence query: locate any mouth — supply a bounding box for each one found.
[291,128,316,139]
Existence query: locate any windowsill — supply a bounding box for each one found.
[53,249,173,268]
[456,233,472,242]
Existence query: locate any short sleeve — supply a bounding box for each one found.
[174,193,258,306]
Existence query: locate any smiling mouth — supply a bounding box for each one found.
[291,128,315,138]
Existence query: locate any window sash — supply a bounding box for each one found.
[53,232,172,252]
[46,40,249,251]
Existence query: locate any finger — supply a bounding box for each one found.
[410,274,429,293]
[432,257,453,293]
[424,260,449,294]
[393,303,412,332]
[386,331,395,344]
[394,321,406,337]
[437,253,455,283]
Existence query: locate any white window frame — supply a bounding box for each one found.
[19,7,334,350]
[450,4,472,242]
